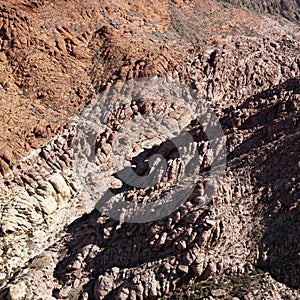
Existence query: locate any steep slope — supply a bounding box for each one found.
[0,0,265,176]
[217,0,300,22]
[0,0,299,299]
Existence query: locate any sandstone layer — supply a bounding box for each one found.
[0,0,299,300]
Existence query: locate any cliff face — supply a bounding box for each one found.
[0,1,299,299]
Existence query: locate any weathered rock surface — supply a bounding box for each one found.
[0,0,299,299]
[218,0,300,22]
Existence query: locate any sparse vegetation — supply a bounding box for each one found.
[166,269,267,299]
[30,254,50,270]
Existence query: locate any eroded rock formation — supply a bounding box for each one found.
[0,0,299,299]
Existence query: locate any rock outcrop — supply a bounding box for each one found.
[217,0,300,22]
[0,0,299,299]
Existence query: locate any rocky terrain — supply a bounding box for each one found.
[217,0,300,22]
[0,0,299,299]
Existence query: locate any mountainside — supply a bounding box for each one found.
[217,0,300,22]
[0,1,299,299]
